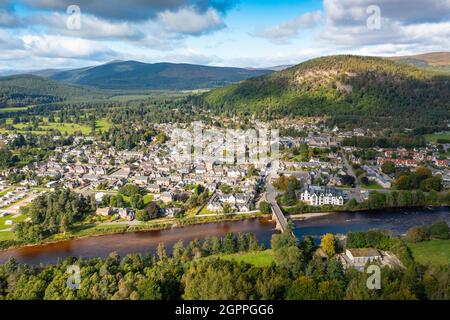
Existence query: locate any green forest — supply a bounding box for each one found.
[201,55,450,129]
[0,225,448,300]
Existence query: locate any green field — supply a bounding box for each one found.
[121,193,154,208]
[0,106,29,113]
[143,194,154,205]
[0,214,27,230]
[424,131,450,143]
[212,250,274,268]
[0,231,14,241]
[198,206,218,215]
[407,239,450,266]
[1,118,112,135]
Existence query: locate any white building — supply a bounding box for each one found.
[299,186,344,206]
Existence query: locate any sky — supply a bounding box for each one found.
[0,0,450,71]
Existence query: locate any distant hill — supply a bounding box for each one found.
[201,55,450,128]
[0,74,103,107]
[48,61,273,90]
[389,52,450,73]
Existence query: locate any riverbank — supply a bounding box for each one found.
[0,211,268,252]
[0,217,276,265]
[288,211,336,220]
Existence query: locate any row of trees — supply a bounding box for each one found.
[405,221,449,243]
[393,167,443,192]
[2,224,448,300]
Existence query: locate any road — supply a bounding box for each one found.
[0,191,42,216]
[340,150,363,203]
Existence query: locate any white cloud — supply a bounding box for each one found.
[158,7,225,35]
[31,13,143,40]
[254,11,322,44]
[318,0,450,55]
[0,29,23,49]
[21,35,115,60]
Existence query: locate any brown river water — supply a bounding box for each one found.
[1,207,449,265]
[0,217,276,265]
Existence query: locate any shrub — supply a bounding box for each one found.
[405,226,429,243]
[429,220,449,240]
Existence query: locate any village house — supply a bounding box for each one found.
[338,248,404,272]
[160,191,175,203]
[299,185,344,206]
[377,157,417,167]
[147,184,161,193]
[133,175,149,185]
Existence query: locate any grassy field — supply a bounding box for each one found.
[424,131,450,143]
[0,231,15,241]
[198,206,218,215]
[143,194,154,205]
[212,250,274,268]
[1,118,112,135]
[121,193,154,207]
[0,106,29,113]
[407,239,450,266]
[0,214,28,230]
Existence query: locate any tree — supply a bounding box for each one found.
[320,233,336,257]
[59,215,69,233]
[259,201,271,214]
[394,176,411,190]
[420,176,442,192]
[223,233,237,253]
[156,243,168,261]
[247,165,257,177]
[429,220,449,240]
[119,184,144,197]
[286,276,318,300]
[340,175,356,187]
[193,184,205,196]
[223,203,234,215]
[283,181,297,206]
[405,226,429,243]
[0,148,13,169]
[130,194,144,209]
[368,192,387,210]
[273,245,304,277]
[143,201,160,221]
[381,161,396,175]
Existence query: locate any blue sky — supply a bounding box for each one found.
[0,0,449,71]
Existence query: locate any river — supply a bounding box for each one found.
[0,208,449,265]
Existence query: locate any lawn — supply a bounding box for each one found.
[407,239,450,266]
[0,231,15,241]
[1,118,112,135]
[213,250,274,268]
[0,214,28,230]
[424,131,450,143]
[143,194,154,205]
[198,206,218,215]
[0,106,29,113]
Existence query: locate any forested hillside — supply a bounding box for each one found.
[0,75,103,107]
[201,55,450,129]
[49,61,272,90]
[389,52,450,73]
